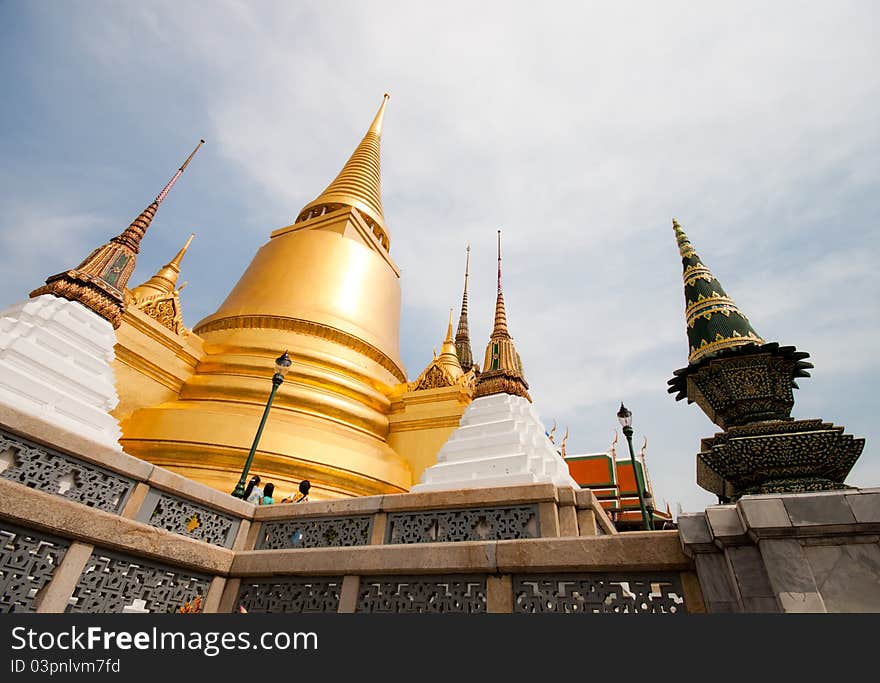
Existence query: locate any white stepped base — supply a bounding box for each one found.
[0,295,123,452]
[412,393,577,492]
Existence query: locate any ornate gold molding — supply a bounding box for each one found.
[193,314,407,383]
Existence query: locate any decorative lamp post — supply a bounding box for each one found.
[232,351,292,499]
[617,402,654,531]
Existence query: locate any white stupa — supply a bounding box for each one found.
[413,230,577,492]
[0,141,203,453]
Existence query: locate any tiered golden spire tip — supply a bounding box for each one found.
[297,94,390,248]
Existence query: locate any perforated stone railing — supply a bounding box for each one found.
[0,522,70,613]
[137,490,241,549]
[237,577,342,613]
[513,573,688,614]
[67,549,212,613]
[257,516,372,549]
[385,505,540,544]
[0,430,134,514]
[357,575,488,613]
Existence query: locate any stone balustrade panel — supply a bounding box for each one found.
[0,522,70,612]
[0,430,134,514]
[67,549,212,613]
[137,490,240,548]
[513,573,688,614]
[236,577,342,613]
[357,575,487,613]
[256,516,373,549]
[385,505,540,544]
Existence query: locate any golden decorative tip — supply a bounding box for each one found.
[368,94,390,136]
[169,233,196,270]
[180,139,205,172]
[298,95,389,245]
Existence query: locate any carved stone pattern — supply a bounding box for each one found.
[0,431,134,514]
[0,523,70,613]
[140,298,180,334]
[386,505,539,544]
[146,493,238,548]
[414,364,453,391]
[67,550,211,613]
[31,277,125,328]
[699,420,864,498]
[358,575,487,613]
[257,516,372,549]
[689,354,796,428]
[513,574,687,614]
[236,578,341,613]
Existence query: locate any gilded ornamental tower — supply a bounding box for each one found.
[119,95,413,498]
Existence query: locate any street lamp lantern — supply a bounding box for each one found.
[231,351,292,499]
[274,351,292,377]
[616,402,654,531]
[617,402,633,429]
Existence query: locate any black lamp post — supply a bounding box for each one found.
[232,351,292,499]
[617,402,654,531]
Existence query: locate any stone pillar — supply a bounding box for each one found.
[679,490,880,613]
[35,541,94,613]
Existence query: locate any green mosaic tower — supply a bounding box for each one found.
[667,220,864,501]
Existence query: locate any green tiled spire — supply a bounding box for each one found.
[673,219,764,364]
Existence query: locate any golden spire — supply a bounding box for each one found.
[297,94,390,249]
[474,229,530,400]
[30,140,204,328]
[491,229,510,337]
[455,244,475,371]
[411,308,464,390]
[130,233,195,301]
[437,308,463,377]
[128,233,195,335]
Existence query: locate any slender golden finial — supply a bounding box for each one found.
[298,95,390,246]
[497,229,502,293]
[155,139,205,205]
[130,232,196,305]
[368,93,391,136]
[180,139,205,171]
[169,233,196,270]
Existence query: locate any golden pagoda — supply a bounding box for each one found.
[113,95,474,500]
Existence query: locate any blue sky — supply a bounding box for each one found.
[1,1,878,512]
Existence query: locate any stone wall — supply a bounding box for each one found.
[678,490,880,612]
[0,417,701,614]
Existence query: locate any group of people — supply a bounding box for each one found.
[242,476,311,506]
